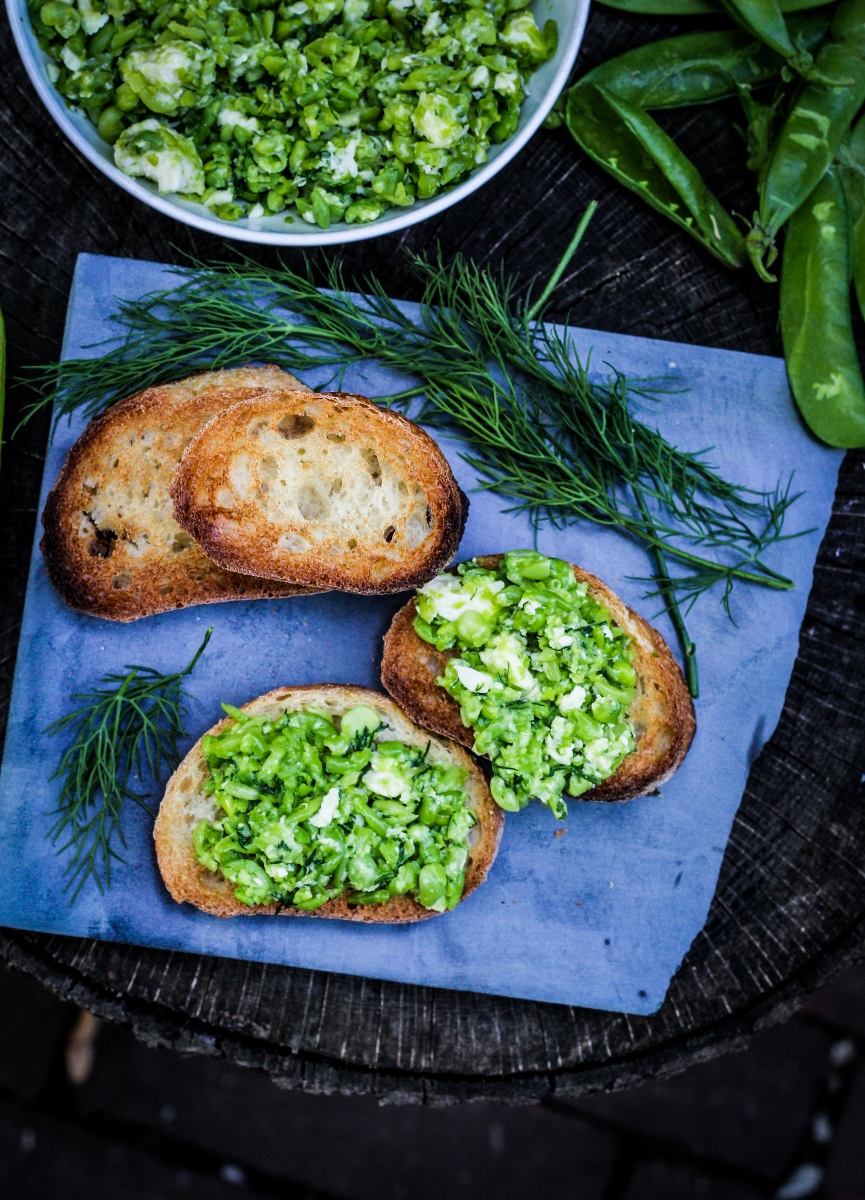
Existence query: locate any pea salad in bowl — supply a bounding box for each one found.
[9,0,587,244]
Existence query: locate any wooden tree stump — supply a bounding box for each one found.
[2,5,864,1104]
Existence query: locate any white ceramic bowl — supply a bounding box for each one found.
[7,0,587,245]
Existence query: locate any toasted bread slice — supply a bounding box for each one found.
[154,684,502,921]
[41,367,324,621]
[381,555,695,804]
[170,391,468,594]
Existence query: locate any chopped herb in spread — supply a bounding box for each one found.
[414,551,638,818]
[193,702,476,910]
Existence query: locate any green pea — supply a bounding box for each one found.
[413,616,437,644]
[594,678,635,705]
[223,780,261,802]
[504,549,551,581]
[780,166,865,447]
[285,792,325,824]
[258,744,286,781]
[88,22,115,55]
[347,853,379,890]
[418,792,448,827]
[547,557,577,587]
[192,820,218,871]
[114,82,139,111]
[490,107,519,144]
[341,705,382,741]
[566,81,748,270]
[389,862,418,895]
[591,696,619,723]
[416,171,439,200]
[606,660,638,688]
[407,823,442,863]
[445,872,465,910]
[543,18,558,58]
[490,775,520,811]
[109,18,142,52]
[348,888,391,904]
[288,139,307,174]
[96,105,124,144]
[433,620,457,651]
[293,893,331,909]
[240,730,270,757]
[220,857,272,902]
[568,775,594,798]
[399,65,452,90]
[350,796,390,837]
[372,798,416,820]
[391,132,415,162]
[417,863,447,908]
[570,709,604,741]
[41,0,80,37]
[455,609,492,647]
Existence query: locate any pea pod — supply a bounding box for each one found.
[595,0,834,13]
[839,114,865,322]
[582,15,830,110]
[779,165,865,447]
[748,0,865,279]
[715,0,816,75]
[566,82,748,268]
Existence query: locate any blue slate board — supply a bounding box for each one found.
[0,253,844,1015]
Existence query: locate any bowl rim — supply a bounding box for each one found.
[6,0,589,246]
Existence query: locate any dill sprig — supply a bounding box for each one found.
[25,219,802,696]
[46,628,212,900]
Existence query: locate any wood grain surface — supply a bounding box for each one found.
[2,3,865,1103]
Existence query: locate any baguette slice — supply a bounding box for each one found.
[170,391,468,594]
[41,367,324,621]
[381,556,695,804]
[154,684,503,921]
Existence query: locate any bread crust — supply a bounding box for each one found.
[41,367,323,621]
[154,684,503,921]
[170,391,468,594]
[381,555,695,804]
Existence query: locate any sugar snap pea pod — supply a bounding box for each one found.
[780,165,865,447]
[715,0,818,74]
[748,0,865,279]
[566,82,748,267]
[582,15,830,110]
[837,114,865,319]
[596,0,834,13]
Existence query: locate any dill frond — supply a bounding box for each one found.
[24,220,803,697]
[46,628,212,900]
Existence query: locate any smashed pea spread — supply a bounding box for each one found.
[31,0,557,226]
[194,703,477,910]
[414,551,638,819]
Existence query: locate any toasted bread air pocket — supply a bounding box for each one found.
[381,555,695,806]
[40,366,322,622]
[154,685,502,922]
[169,391,468,594]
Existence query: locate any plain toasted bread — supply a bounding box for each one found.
[41,367,324,621]
[154,685,503,921]
[170,391,468,594]
[381,555,695,804]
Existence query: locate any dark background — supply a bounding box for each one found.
[2,1,865,1196]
